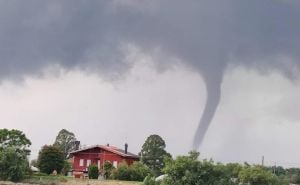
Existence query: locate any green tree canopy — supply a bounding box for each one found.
[239,165,278,185]
[53,129,77,159]
[37,145,64,174]
[162,151,235,185]
[0,129,31,182]
[0,129,31,155]
[140,134,171,176]
[0,147,29,182]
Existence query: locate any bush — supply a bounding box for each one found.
[0,148,29,182]
[37,145,64,174]
[290,174,300,184]
[61,160,71,176]
[112,161,151,181]
[103,161,114,179]
[131,162,152,181]
[88,165,99,179]
[113,162,132,180]
[143,174,158,185]
[238,165,278,185]
[161,151,235,185]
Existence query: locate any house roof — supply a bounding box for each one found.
[69,145,140,159]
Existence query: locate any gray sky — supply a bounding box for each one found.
[0,0,300,167]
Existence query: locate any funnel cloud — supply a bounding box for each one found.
[0,0,299,148]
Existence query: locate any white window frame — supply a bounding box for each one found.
[98,160,101,169]
[113,161,118,168]
[79,159,84,167]
[87,159,92,167]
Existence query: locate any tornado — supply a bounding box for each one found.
[193,77,222,149]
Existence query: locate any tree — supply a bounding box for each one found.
[0,147,29,182]
[30,159,38,167]
[62,160,71,176]
[224,163,243,178]
[162,151,235,185]
[140,134,171,176]
[0,129,31,182]
[239,165,278,185]
[53,129,77,159]
[0,129,31,155]
[37,145,64,174]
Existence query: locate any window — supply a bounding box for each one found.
[79,159,84,167]
[87,159,92,167]
[98,160,101,169]
[113,161,118,168]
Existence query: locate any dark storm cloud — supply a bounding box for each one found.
[0,0,299,148]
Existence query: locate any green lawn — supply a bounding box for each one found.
[20,175,142,185]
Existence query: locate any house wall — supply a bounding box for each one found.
[72,148,139,172]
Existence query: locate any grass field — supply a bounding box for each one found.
[62,179,141,185]
[1,175,142,185]
[1,179,141,185]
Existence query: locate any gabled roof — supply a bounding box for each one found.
[69,145,140,159]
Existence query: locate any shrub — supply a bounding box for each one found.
[238,165,278,185]
[162,151,235,185]
[88,165,99,179]
[0,148,29,182]
[37,145,64,174]
[290,174,300,184]
[143,174,158,185]
[131,161,152,181]
[112,161,151,181]
[114,162,132,180]
[103,161,114,179]
[61,160,71,176]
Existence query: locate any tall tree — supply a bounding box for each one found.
[37,145,64,174]
[239,165,278,185]
[53,129,77,159]
[0,129,31,155]
[0,148,29,182]
[0,129,31,182]
[140,134,171,176]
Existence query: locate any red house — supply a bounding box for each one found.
[69,143,139,173]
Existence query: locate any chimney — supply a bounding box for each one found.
[75,141,80,150]
[125,143,128,154]
[107,143,110,147]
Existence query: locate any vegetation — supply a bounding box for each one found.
[22,173,69,185]
[88,165,99,179]
[143,175,157,185]
[140,134,171,176]
[61,160,72,176]
[113,162,132,180]
[112,161,152,181]
[0,147,29,182]
[160,151,235,185]
[53,129,77,159]
[0,129,31,155]
[130,162,153,181]
[37,145,64,174]
[0,129,31,182]
[104,161,115,179]
[2,128,300,185]
[239,165,278,185]
[141,151,299,185]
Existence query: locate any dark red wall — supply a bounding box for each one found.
[72,148,139,172]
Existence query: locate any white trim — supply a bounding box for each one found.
[79,159,84,167]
